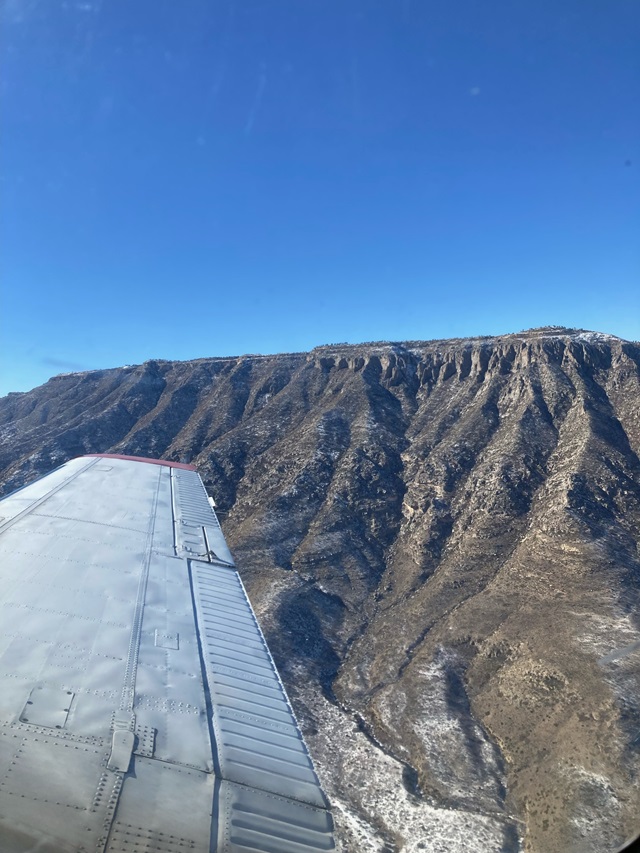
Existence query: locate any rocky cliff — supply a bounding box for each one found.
[2,327,640,853]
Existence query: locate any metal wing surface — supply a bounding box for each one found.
[0,454,334,853]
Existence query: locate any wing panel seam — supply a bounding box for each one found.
[0,457,99,537]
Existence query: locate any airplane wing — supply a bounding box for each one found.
[0,454,335,853]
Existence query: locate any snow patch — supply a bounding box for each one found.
[294,673,517,852]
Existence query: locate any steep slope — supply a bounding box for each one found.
[1,327,639,853]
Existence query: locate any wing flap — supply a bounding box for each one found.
[190,560,329,811]
[217,781,335,853]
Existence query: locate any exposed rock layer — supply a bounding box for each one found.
[2,327,640,852]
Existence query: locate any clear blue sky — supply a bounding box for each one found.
[1,0,638,396]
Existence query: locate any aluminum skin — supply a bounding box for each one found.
[0,455,334,852]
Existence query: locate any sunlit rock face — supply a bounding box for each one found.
[2,327,640,853]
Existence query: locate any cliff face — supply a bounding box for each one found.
[2,327,640,853]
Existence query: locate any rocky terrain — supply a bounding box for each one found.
[1,327,640,853]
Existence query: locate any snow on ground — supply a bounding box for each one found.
[572,608,640,662]
[574,332,624,344]
[565,765,623,851]
[406,654,506,809]
[295,674,516,852]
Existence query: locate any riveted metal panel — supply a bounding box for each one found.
[133,723,156,758]
[18,685,74,728]
[0,722,111,850]
[104,757,214,852]
[133,552,213,773]
[154,629,179,650]
[0,456,334,853]
[0,457,97,534]
[0,458,194,852]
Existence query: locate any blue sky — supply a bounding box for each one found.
[1,0,638,396]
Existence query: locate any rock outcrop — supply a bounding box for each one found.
[2,327,640,852]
